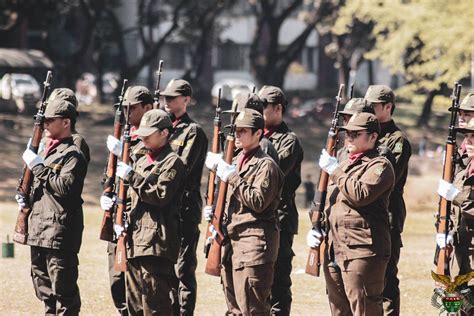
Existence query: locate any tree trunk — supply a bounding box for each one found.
[417,88,439,127]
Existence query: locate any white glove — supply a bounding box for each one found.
[116,162,132,179]
[203,205,214,221]
[100,195,116,211]
[216,160,236,182]
[27,138,45,154]
[205,152,223,170]
[306,227,324,248]
[15,193,27,209]
[319,149,338,175]
[436,232,454,248]
[437,179,460,201]
[107,135,123,157]
[114,224,125,237]
[22,149,43,170]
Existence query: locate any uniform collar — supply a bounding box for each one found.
[266,121,289,139]
[45,137,74,157]
[379,120,399,136]
[238,146,264,173]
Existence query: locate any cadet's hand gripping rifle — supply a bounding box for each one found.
[305,84,344,276]
[99,79,128,241]
[434,82,462,276]
[204,88,222,257]
[13,71,53,244]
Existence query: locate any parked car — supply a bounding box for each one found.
[211,78,255,105]
[1,73,41,113]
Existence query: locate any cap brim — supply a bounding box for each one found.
[339,125,367,132]
[339,110,354,115]
[133,127,159,137]
[455,127,474,134]
[123,101,142,106]
[160,90,181,97]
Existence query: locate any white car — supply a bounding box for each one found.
[1,73,41,113]
[211,78,255,105]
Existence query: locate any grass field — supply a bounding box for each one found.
[0,102,452,315]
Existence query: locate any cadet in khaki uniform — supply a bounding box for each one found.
[205,108,284,315]
[364,85,411,316]
[114,109,185,315]
[337,98,375,162]
[258,85,303,315]
[16,99,88,315]
[307,112,395,316]
[48,88,90,163]
[437,118,474,281]
[100,86,154,316]
[160,79,208,315]
[232,93,279,163]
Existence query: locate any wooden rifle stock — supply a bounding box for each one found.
[99,79,128,241]
[204,89,222,257]
[13,71,53,244]
[205,102,238,276]
[435,82,461,276]
[305,84,344,276]
[114,106,132,272]
[153,60,164,109]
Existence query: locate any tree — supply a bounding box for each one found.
[248,0,319,87]
[344,0,473,126]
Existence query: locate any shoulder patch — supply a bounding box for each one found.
[262,178,269,188]
[374,166,384,176]
[168,169,177,180]
[281,149,290,159]
[393,142,403,153]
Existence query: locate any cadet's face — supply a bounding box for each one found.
[140,129,168,150]
[235,127,261,151]
[127,103,151,127]
[164,95,188,116]
[345,130,377,154]
[465,133,474,158]
[371,102,391,123]
[44,117,69,139]
[459,110,474,128]
[263,104,281,127]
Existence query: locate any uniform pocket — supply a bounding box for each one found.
[239,228,267,254]
[344,218,372,246]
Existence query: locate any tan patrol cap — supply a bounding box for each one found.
[49,88,78,108]
[161,79,193,97]
[226,93,264,114]
[456,118,474,134]
[134,109,172,137]
[340,112,380,134]
[258,85,287,106]
[123,86,153,106]
[44,99,77,120]
[339,98,375,116]
[235,108,264,129]
[460,93,474,111]
[364,85,395,105]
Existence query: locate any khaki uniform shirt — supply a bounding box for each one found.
[72,132,90,163]
[225,147,284,269]
[378,120,411,232]
[169,113,208,223]
[326,149,395,263]
[266,122,304,234]
[125,144,185,263]
[28,137,88,254]
[453,160,474,232]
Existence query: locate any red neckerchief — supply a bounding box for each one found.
[44,138,61,156]
[146,146,164,164]
[348,152,366,165]
[172,114,184,128]
[238,146,260,169]
[264,125,279,138]
[461,138,467,153]
[131,126,139,141]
